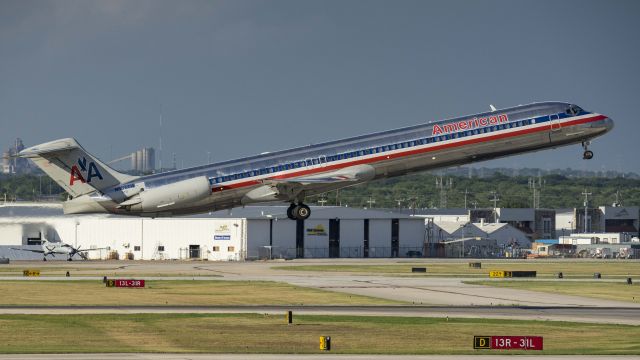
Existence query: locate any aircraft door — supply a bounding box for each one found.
[318,155,327,168]
[550,114,561,131]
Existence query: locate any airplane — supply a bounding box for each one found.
[11,240,109,261]
[19,102,613,220]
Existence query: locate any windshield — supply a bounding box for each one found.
[566,104,583,116]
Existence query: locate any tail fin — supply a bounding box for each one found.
[19,138,138,197]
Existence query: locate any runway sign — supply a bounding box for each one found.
[23,270,40,277]
[474,336,543,350]
[105,279,145,288]
[489,271,536,278]
[489,270,508,278]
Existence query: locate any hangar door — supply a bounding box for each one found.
[391,219,399,257]
[329,219,340,258]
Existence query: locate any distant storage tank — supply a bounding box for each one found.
[2,151,11,174]
[130,151,138,171]
[129,147,155,173]
[143,147,155,173]
[136,150,143,172]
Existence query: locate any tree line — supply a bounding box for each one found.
[2,171,639,209]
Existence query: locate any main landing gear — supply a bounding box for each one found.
[582,141,594,160]
[287,203,311,220]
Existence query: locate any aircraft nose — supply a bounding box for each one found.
[604,117,614,132]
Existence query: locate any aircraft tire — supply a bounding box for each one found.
[294,204,311,220]
[286,204,296,220]
[583,150,594,160]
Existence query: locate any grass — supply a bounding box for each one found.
[465,280,640,303]
[273,260,640,278]
[0,280,401,306]
[0,265,221,278]
[0,313,638,354]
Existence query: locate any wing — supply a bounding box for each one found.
[10,248,45,254]
[266,164,375,186]
[242,164,376,203]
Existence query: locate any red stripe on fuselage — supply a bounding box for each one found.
[215,114,606,192]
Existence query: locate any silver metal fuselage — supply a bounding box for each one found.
[68,102,613,216]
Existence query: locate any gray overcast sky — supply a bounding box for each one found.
[1,0,638,173]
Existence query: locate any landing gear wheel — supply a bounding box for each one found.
[286,204,296,220]
[581,141,593,160]
[42,257,47,262]
[294,204,311,220]
[67,258,73,262]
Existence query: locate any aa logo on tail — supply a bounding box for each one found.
[70,157,103,185]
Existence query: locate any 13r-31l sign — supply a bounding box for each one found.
[474,336,543,350]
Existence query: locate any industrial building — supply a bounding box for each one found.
[411,207,555,242]
[2,138,31,174]
[108,147,156,173]
[0,203,425,260]
[432,220,531,248]
[556,206,640,236]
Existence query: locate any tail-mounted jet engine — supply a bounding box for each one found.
[117,176,211,213]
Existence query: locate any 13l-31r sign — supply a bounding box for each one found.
[474,336,543,350]
[106,279,145,288]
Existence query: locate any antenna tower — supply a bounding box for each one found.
[435,177,453,208]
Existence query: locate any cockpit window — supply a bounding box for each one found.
[566,104,583,116]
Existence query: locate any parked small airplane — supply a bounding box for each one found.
[11,240,109,261]
[19,102,613,219]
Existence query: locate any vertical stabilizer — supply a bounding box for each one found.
[19,138,138,197]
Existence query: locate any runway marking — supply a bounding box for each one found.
[350,279,590,307]
[193,266,241,275]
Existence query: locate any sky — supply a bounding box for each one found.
[1,0,639,173]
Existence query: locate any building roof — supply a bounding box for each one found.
[435,221,469,234]
[0,203,415,221]
[534,239,559,244]
[472,222,510,234]
[201,206,415,220]
[0,203,64,217]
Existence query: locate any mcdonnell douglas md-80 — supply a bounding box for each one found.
[20,102,613,220]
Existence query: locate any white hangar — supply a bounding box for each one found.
[0,203,425,261]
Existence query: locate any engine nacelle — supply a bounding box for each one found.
[118,176,211,213]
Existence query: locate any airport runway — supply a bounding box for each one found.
[0,355,637,360]
[0,305,638,325]
[2,273,637,308]
[1,260,638,319]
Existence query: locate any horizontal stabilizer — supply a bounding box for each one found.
[20,138,138,197]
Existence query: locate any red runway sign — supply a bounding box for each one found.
[106,279,145,288]
[474,336,543,350]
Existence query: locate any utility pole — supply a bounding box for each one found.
[613,189,623,207]
[318,196,327,207]
[395,198,404,209]
[489,190,500,223]
[366,196,376,209]
[528,177,544,209]
[159,105,163,172]
[461,188,471,209]
[435,177,453,208]
[582,189,592,233]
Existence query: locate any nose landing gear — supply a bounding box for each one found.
[287,203,311,220]
[582,141,594,160]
